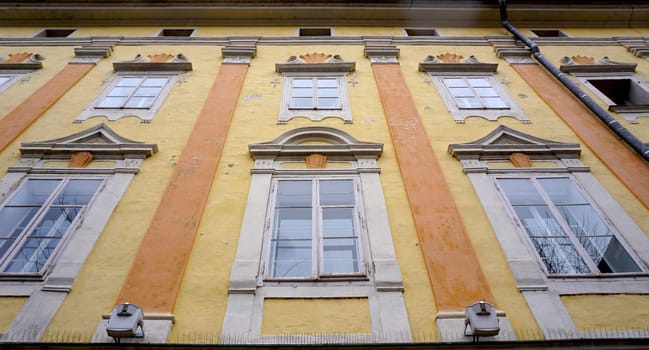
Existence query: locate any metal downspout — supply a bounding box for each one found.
[497,0,649,163]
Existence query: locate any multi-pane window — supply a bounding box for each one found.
[442,77,507,109]
[289,77,341,110]
[0,178,103,274]
[0,74,19,93]
[267,178,363,279]
[498,177,641,275]
[96,76,170,109]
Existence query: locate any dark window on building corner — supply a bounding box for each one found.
[158,29,195,37]
[530,29,568,37]
[34,29,76,38]
[405,28,439,37]
[588,79,649,107]
[299,28,332,37]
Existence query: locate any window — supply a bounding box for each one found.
[588,78,649,110]
[289,77,341,110]
[0,178,103,274]
[34,29,77,38]
[266,178,364,279]
[404,28,439,37]
[76,73,178,122]
[298,28,332,36]
[530,29,568,37]
[0,73,19,93]
[158,28,195,37]
[442,77,508,109]
[497,177,641,275]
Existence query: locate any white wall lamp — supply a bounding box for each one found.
[464,300,500,342]
[106,302,145,343]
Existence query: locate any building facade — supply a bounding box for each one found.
[0,1,648,346]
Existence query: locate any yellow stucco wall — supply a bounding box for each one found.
[562,294,649,331]
[0,297,26,333]
[262,298,371,335]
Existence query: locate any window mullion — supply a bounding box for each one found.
[313,179,321,278]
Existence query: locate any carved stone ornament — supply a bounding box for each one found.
[69,151,94,168]
[509,152,532,168]
[276,53,355,73]
[419,53,497,74]
[0,52,45,70]
[559,55,636,74]
[306,153,327,168]
[113,53,192,71]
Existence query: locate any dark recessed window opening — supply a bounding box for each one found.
[159,28,195,37]
[299,28,332,37]
[405,28,439,37]
[34,29,76,38]
[530,29,567,37]
[588,79,649,106]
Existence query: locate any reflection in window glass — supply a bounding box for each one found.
[97,76,169,109]
[443,77,507,109]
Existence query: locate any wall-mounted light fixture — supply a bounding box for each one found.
[106,302,144,343]
[464,301,499,341]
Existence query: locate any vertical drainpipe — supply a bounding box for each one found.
[497,0,649,163]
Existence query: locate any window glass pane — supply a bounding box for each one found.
[292,79,313,88]
[474,87,498,97]
[316,78,337,88]
[538,178,587,205]
[320,180,354,205]
[449,87,474,98]
[97,96,127,108]
[443,78,467,88]
[273,208,312,240]
[116,77,143,87]
[291,87,313,97]
[468,78,491,87]
[0,207,38,239]
[106,86,136,97]
[531,237,590,274]
[512,206,566,237]
[53,179,102,206]
[125,96,155,109]
[454,97,481,108]
[323,238,359,274]
[317,87,339,98]
[482,97,507,108]
[276,181,312,206]
[8,180,60,206]
[30,208,80,238]
[578,236,641,273]
[134,87,163,97]
[322,208,355,238]
[3,237,61,273]
[555,205,610,237]
[316,98,340,109]
[290,97,314,109]
[269,240,312,278]
[498,179,545,205]
[0,76,11,85]
[142,77,168,87]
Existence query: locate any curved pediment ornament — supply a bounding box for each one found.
[448,125,581,162]
[249,126,382,160]
[0,52,45,70]
[559,55,636,74]
[275,53,355,73]
[19,123,158,159]
[113,53,192,72]
[419,53,498,74]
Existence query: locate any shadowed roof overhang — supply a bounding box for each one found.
[0,0,647,27]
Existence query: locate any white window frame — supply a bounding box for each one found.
[222,127,410,343]
[494,174,644,277]
[0,73,21,94]
[576,73,649,124]
[431,74,528,123]
[76,71,179,123]
[262,176,368,282]
[0,176,106,277]
[449,125,649,337]
[279,73,351,123]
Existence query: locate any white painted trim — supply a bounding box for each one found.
[278,73,352,124]
[575,73,649,123]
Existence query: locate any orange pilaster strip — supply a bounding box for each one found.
[115,64,249,313]
[0,63,94,152]
[513,64,649,210]
[371,63,494,312]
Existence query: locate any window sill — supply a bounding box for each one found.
[546,274,649,295]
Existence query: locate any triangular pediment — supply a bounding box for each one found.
[448,125,581,160]
[20,123,158,158]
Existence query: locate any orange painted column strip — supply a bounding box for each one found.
[513,64,649,210]
[115,63,249,313]
[371,63,494,312]
[0,63,94,152]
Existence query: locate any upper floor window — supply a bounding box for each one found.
[267,177,364,280]
[0,74,19,93]
[157,28,195,37]
[276,53,355,123]
[530,29,568,37]
[0,178,103,274]
[420,54,528,123]
[298,28,332,37]
[34,28,77,38]
[497,176,641,275]
[404,28,439,37]
[96,75,171,110]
